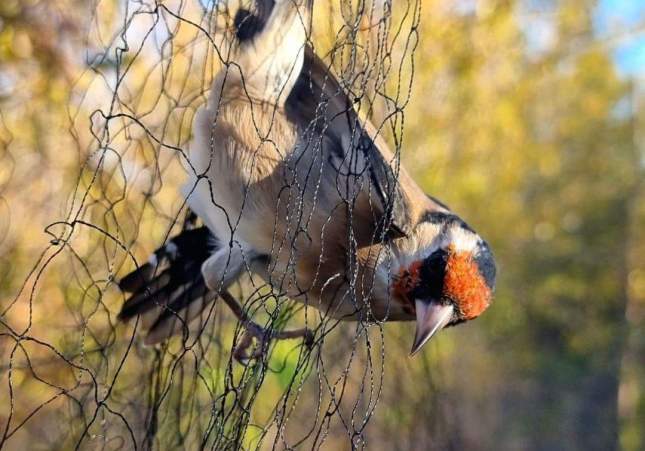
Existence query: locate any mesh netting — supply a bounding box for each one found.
[0,0,441,449]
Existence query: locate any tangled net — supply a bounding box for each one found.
[0,0,444,449]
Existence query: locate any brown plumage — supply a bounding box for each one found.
[118,0,496,357]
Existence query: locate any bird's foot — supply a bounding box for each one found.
[219,290,313,364]
[232,322,314,364]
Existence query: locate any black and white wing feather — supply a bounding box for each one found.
[118,226,216,343]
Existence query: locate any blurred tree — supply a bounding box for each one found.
[398,0,644,449]
[0,0,87,295]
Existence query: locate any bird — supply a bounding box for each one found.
[117,0,496,360]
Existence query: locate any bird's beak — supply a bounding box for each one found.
[410,300,454,356]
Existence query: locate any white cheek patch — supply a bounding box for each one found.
[393,222,443,268]
[393,222,483,267]
[448,227,481,254]
[387,221,484,279]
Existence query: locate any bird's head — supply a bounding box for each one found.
[392,211,496,355]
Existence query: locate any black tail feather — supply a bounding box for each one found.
[119,263,158,294]
[118,226,216,342]
[145,282,215,344]
[150,279,209,328]
[118,270,174,319]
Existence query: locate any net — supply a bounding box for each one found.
[0,0,434,449]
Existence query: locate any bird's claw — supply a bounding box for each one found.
[218,290,313,364]
[233,322,314,365]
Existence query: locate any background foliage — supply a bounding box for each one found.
[0,0,643,449]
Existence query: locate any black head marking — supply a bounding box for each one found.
[419,211,475,234]
[234,9,263,41]
[410,248,449,301]
[234,0,275,42]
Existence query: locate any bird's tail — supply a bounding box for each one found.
[118,225,217,344]
[226,0,312,105]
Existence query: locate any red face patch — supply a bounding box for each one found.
[394,248,491,320]
[443,248,491,319]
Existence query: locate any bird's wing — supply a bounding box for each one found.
[213,0,415,242]
[285,46,415,241]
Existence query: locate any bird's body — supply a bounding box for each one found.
[119,0,496,355]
